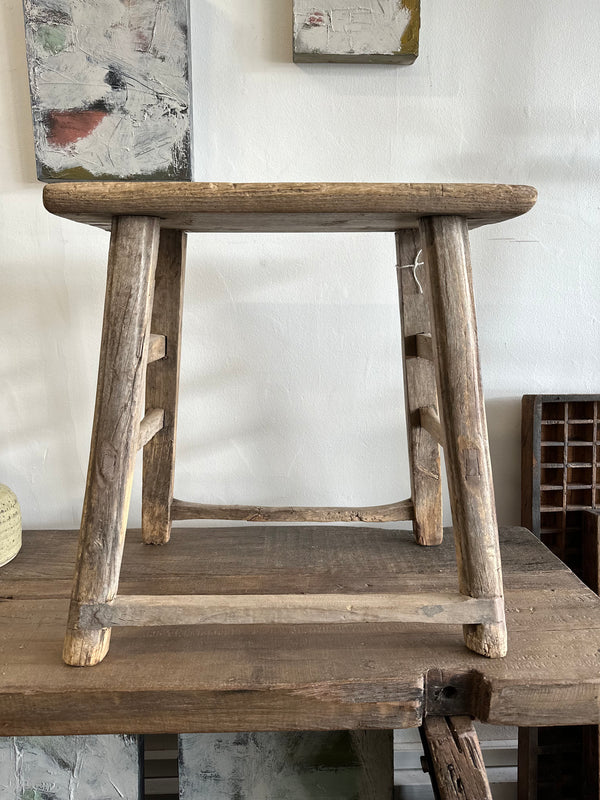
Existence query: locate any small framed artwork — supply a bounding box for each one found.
[293,0,420,64]
[23,0,192,182]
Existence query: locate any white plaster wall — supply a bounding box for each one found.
[0,0,598,530]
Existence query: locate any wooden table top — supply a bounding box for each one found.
[1,526,597,736]
[42,182,537,232]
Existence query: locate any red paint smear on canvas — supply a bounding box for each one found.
[307,11,326,26]
[45,109,109,146]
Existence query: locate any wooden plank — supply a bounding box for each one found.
[520,395,540,536]
[350,730,394,800]
[138,408,165,450]
[517,727,539,800]
[419,407,444,447]
[396,229,442,546]
[63,216,160,667]
[420,215,506,658]
[80,592,502,628]
[420,716,493,799]
[416,333,434,361]
[583,510,600,594]
[43,182,538,232]
[0,525,574,601]
[583,509,600,800]
[148,334,166,364]
[170,498,414,523]
[2,527,600,734]
[142,229,186,545]
[0,526,573,600]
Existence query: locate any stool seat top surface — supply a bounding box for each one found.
[43,181,537,233]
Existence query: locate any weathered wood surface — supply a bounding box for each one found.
[420,215,506,658]
[78,592,502,628]
[396,229,442,546]
[142,229,186,545]
[43,182,537,232]
[421,716,493,799]
[138,408,165,450]
[63,216,160,668]
[582,510,600,800]
[147,333,166,364]
[419,407,444,448]
[171,498,414,523]
[2,526,600,735]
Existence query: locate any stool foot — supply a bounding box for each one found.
[63,625,111,667]
[464,621,507,659]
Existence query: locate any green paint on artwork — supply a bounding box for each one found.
[400,0,420,56]
[36,24,68,55]
[39,164,191,183]
[21,789,58,800]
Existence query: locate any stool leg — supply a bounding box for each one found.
[142,230,187,544]
[419,215,507,658]
[396,229,442,546]
[63,216,161,666]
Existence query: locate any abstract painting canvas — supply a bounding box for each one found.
[23,0,192,181]
[293,0,420,64]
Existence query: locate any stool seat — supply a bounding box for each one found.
[43,181,537,233]
[45,180,537,667]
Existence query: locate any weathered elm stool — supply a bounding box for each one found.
[43,182,537,667]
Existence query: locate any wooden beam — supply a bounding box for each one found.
[147,334,166,364]
[138,408,165,450]
[419,407,444,447]
[396,229,442,547]
[79,593,504,629]
[420,215,506,658]
[63,216,161,667]
[170,498,414,523]
[416,332,434,361]
[420,716,493,800]
[142,229,186,545]
[43,182,538,233]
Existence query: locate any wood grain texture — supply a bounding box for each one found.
[421,716,493,799]
[416,332,434,361]
[171,498,414,523]
[138,408,164,450]
[349,730,393,800]
[2,527,600,735]
[147,333,166,364]
[63,216,160,667]
[419,407,444,447]
[583,510,600,595]
[396,229,442,546]
[142,230,186,545]
[582,510,600,800]
[420,215,506,658]
[43,182,537,232]
[79,592,502,628]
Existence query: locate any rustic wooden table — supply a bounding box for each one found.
[1,526,598,736]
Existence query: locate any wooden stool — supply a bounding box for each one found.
[43,182,537,666]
